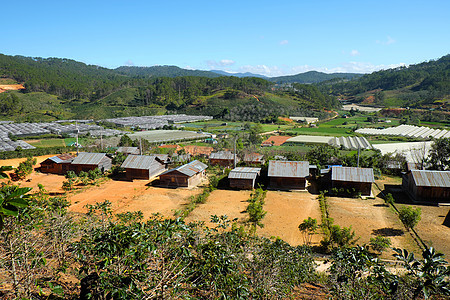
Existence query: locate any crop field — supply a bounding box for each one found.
[27,139,66,147]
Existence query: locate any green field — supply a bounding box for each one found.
[27,139,66,147]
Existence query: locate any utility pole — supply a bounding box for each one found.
[76,121,79,156]
[139,137,143,155]
[233,135,237,169]
[357,145,360,168]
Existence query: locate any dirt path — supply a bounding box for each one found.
[327,196,420,258]
[257,191,322,246]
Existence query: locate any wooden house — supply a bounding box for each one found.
[70,152,112,174]
[229,167,261,190]
[121,155,166,180]
[159,160,208,188]
[209,151,239,167]
[243,153,264,166]
[402,170,450,202]
[39,154,75,175]
[331,166,374,196]
[116,147,140,155]
[268,160,309,190]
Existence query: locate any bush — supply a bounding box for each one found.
[370,236,391,254]
[398,206,421,231]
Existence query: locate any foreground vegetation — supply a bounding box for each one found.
[0,185,449,299]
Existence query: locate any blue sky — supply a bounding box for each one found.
[2,0,449,76]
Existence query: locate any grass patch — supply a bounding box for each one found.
[27,139,66,148]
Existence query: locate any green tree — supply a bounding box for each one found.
[0,185,31,230]
[14,157,37,180]
[394,247,450,299]
[427,137,450,170]
[298,217,318,246]
[370,236,391,254]
[398,206,421,231]
[0,165,13,179]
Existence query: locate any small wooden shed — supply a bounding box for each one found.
[40,154,75,175]
[209,151,239,167]
[70,152,112,174]
[229,167,261,190]
[243,153,264,166]
[268,160,309,190]
[116,147,140,155]
[159,160,208,188]
[121,155,166,180]
[331,166,374,196]
[402,170,450,202]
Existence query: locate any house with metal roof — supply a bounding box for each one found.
[402,170,450,202]
[268,160,309,190]
[159,160,208,188]
[121,155,166,180]
[116,147,140,155]
[40,154,75,174]
[209,151,239,167]
[70,152,112,173]
[243,153,265,166]
[229,167,261,190]
[331,166,375,196]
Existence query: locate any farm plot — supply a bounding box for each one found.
[184,190,252,226]
[257,191,322,246]
[400,204,450,259]
[327,196,420,258]
[67,179,200,220]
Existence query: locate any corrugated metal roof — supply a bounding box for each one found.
[117,147,140,155]
[268,160,309,178]
[209,151,235,160]
[161,160,208,177]
[121,155,163,169]
[243,153,264,162]
[229,167,261,180]
[331,166,375,183]
[153,154,169,163]
[72,152,108,165]
[48,153,75,164]
[411,170,450,188]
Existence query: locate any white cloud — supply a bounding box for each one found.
[124,59,134,66]
[231,61,408,77]
[206,59,236,68]
[377,36,396,45]
[280,40,289,45]
[350,49,360,56]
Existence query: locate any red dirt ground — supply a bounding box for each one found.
[0,84,25,93]
[327,196,420,258]
[261,135,291,146]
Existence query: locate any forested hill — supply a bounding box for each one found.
[0,54,132,101]
[270,71,363,84]
[115,65,221,78]
[0,54,338,121]
[322,54,450,106]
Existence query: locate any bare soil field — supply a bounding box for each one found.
[0,154,56,168]
[399,204,450,258]
[257,191,322,246]
[0,84,25,93]
[184,190,252,225]
[327,196,421,258]
[68,180,201,220]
